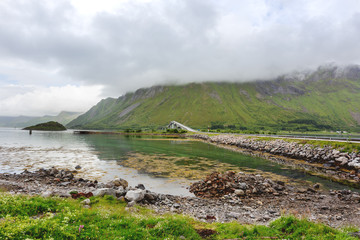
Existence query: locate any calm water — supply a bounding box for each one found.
[0,128,355,195]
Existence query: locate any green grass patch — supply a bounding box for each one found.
[294,140,360,153]
[253,136,360,153]
[0,193,358,239]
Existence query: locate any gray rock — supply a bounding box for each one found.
[41,191,54,198]
[242,206,254,211]
[332,150,340,155]
[115,187,127,197]
[237,183,247,190]
[112,178,128,188]
[354,163,360,169]
[75,165,82,170]
[59,181,71,187]
[144,192,157,203]
[234,189,245,196]
[335,156,348,165]
[226,212,241,219]
[352,194,360,202]
[59,192,71,198]
[81,199,91,205]
[135,184,145,190]
[93,188,117,197]
[125,189,145,202]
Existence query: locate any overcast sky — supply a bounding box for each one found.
[1,0,360,116]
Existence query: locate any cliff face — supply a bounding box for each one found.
[67,64,360,131]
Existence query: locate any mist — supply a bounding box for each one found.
[1,0,360,115]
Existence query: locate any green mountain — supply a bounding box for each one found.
[67,64,360,132]
[0,111,82,128]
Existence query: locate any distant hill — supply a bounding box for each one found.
[0,111,82,128]
[67,64,360,132]
[23,121,66,131]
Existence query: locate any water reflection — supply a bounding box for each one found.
[0,128,357,195]
[81,134,357,191]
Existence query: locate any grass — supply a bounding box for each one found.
[0,193,358,239]
[253,136,360,153]
[294,139,360,152]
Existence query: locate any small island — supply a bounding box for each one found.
[23,121,67,131]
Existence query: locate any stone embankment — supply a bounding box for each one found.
[1,168,360,228]
[191,134,360,185]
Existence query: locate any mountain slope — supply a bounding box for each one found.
[67,64,360,131]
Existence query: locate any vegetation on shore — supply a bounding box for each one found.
[23,121,67,131]
[251,136,360,153]
[0,192,358,239]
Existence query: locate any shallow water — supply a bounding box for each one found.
[0,128,356,195]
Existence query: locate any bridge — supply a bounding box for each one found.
[167,121,197,132]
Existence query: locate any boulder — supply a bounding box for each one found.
[354,163,360,169]
[116,186,127,197]
[144,192,158,203]
[135,184,145,190]
[81,199,91,205]
[110,178,128,188]
[335,156,348,165]
[93,188,117,197]
[125,189,145,202]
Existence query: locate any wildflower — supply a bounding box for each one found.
[79,225,84,233]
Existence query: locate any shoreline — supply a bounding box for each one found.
[1,168,360,228]
[189,134,360,189]
[73,130,360,188]
[73,130,186,138]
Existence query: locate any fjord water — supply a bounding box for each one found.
[0,128,354,195]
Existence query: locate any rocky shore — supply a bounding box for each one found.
[1,168,360,228]
[191,134,360,187]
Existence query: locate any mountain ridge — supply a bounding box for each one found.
[67,64,360,131]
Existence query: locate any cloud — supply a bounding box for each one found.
[1,0,360,115]
[0,85,103,116]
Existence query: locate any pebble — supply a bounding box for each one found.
[235,189,245,196]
